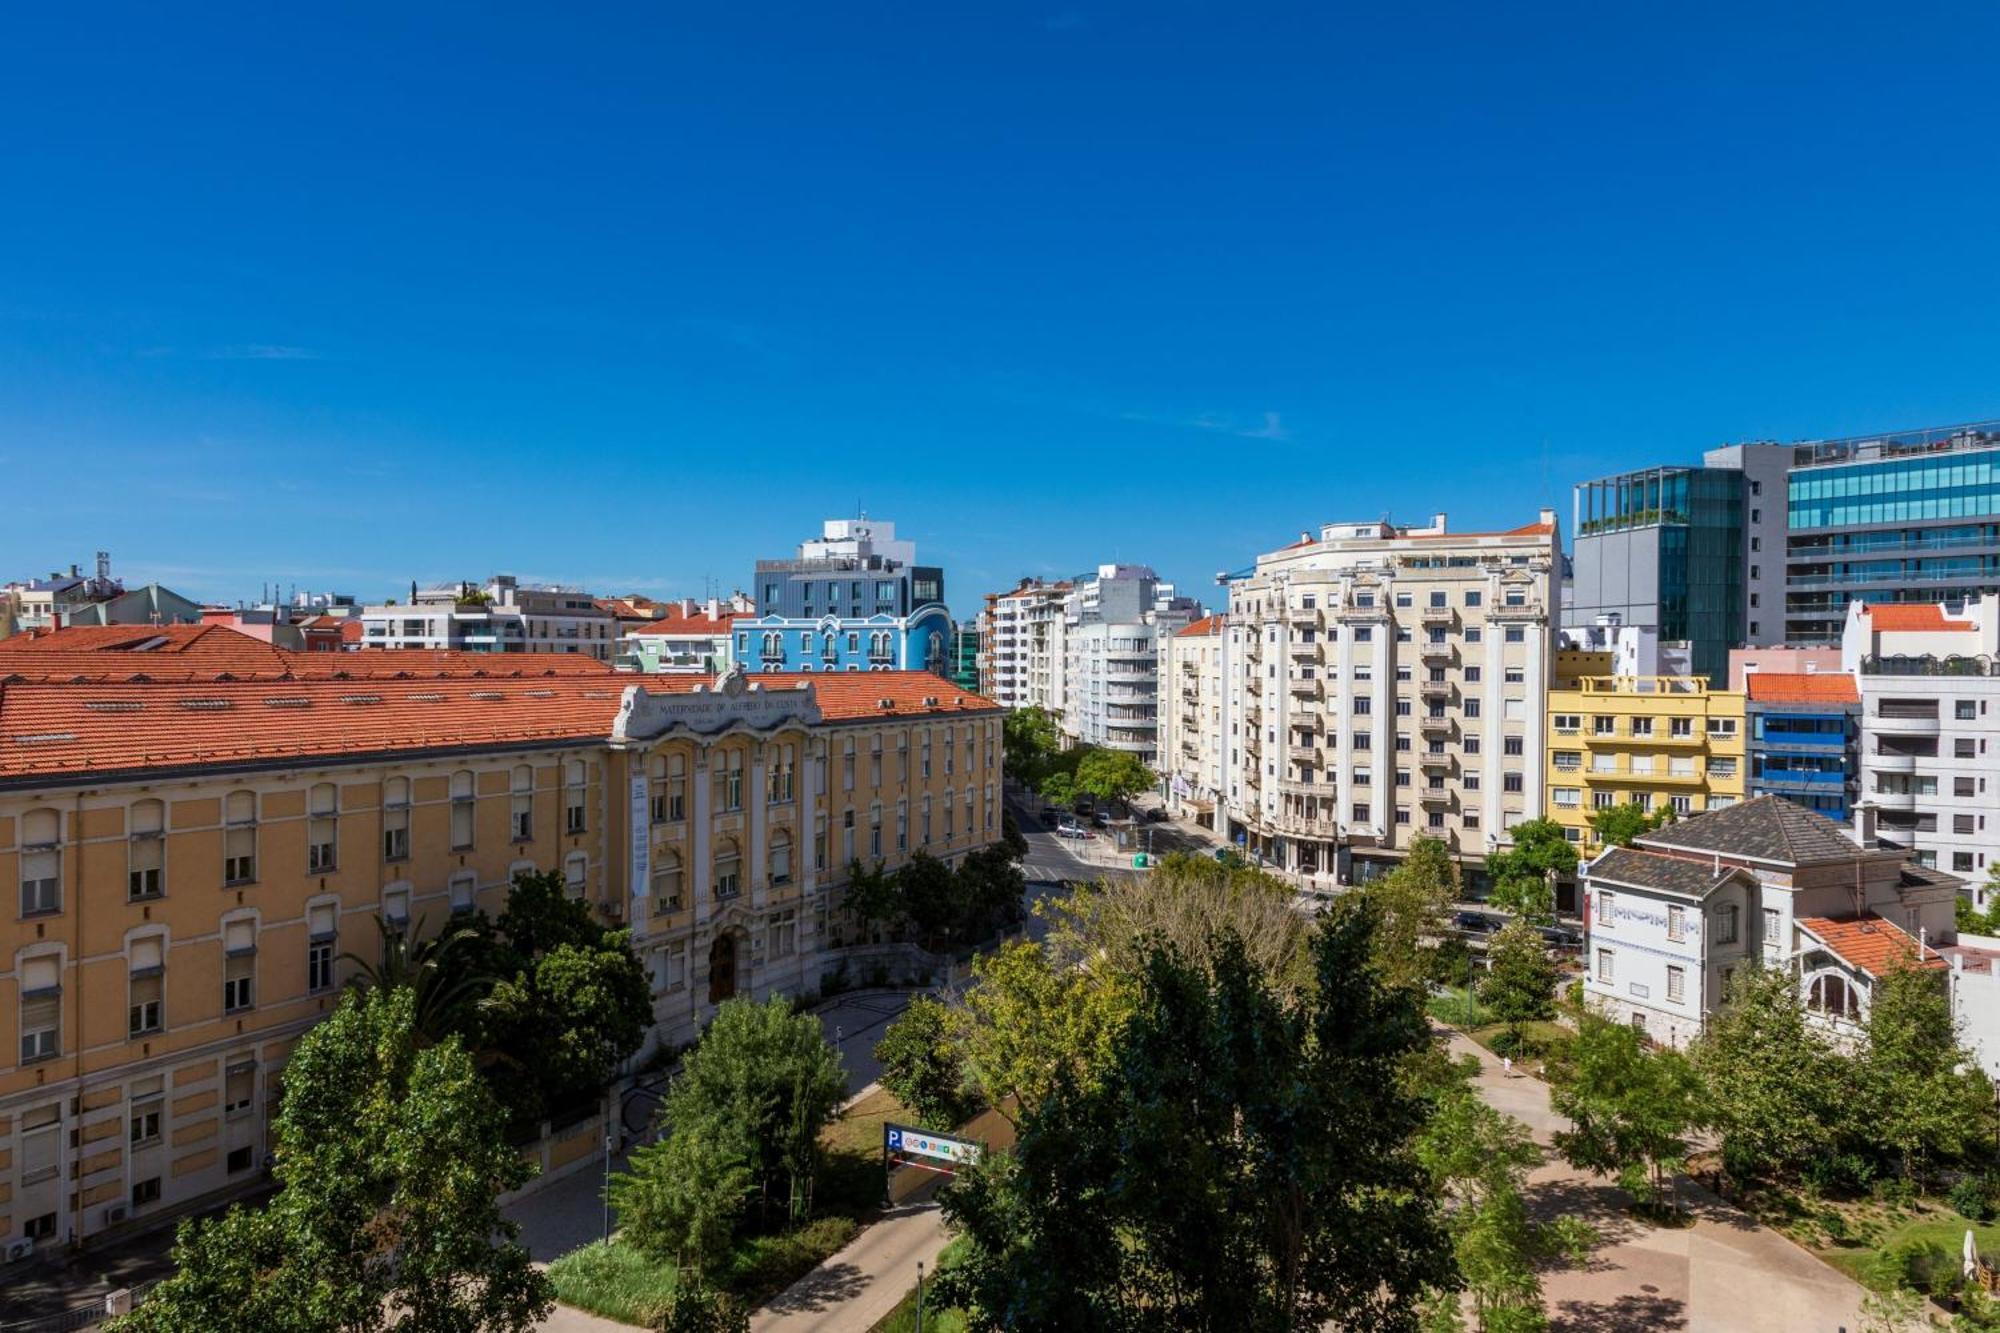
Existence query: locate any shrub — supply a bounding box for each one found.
[1803,1151,1877,1196]
[726,1216,859,1304]
[652,1279,749,1333]
[1952,1175,1995,1222]
[1879,1237,1957,1297]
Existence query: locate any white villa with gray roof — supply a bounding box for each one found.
[1581,796,1960,1048]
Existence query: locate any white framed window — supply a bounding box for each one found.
[652,849,683,908]
[1667,904,1685,943]
[563,851,588,898]
[222,917,257,1012]
[129,935,165,1036]
[769,831,794,886]
[713,839,742,900]
[1666,965,1685,1004]
[1595,948,1613,984]
[307,783,338,873]
[767,909,797,959]
[18,953,61,1063]
[510,766,535,842]
[448,870,477,914]
[384,776,412,860]
[307,901,338,991]
[19,809,61,916]
[223,1062,256,1118]
[450,770,476,850]
[223,791,258,885]
[564,759,589,834]
[128,799,165,900]
[383,883,411,928]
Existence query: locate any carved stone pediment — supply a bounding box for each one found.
[613,674,822,743]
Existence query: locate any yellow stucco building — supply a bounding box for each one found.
[1545,675,1748,849]
[0,626,1001,1257]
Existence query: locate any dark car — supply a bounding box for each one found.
[1453,910,1502,935]
[1039,808,1061,827]
[1538,924,1584,950]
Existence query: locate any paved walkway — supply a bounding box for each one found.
[1445,1031,1868,1331]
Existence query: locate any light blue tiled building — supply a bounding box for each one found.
[739,517,955,675]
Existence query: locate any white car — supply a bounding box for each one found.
[1056,821,1094,840]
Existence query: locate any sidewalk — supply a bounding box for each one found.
[1447,1030,1867,1331]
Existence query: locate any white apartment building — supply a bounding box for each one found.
[1843,598,2000,877]
[1581,798,1959,1048]
[1061,565,1201,764]
[1158,615,1229,832]
[361,575,616,659]
[977,578,1072,712]
[1224,512,1560,887]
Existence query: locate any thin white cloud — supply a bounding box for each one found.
[1123,409,1291,443]
[203,345,321,361]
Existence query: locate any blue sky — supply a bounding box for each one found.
[5,3,2000,618]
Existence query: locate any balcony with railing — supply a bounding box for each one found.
[1421,605,1455,626]
[1861,654,2000,677]
[1420,641,1454,662]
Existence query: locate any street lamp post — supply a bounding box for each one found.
[916,1260,925,1333]
[602,1126,615,1243]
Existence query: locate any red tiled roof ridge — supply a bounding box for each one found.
[1745,672,1859,704]
[1797,912,1947,975]
[1864,604,1976,632]
[1176,614,1225,637]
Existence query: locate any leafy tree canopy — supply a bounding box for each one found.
[112,988,550,1333]
[1589,801,1674,850]
[939,906,1455,1332]
[875,995,975,1129]
[1484,820,1576,925]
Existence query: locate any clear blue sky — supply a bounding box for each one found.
[6,3,2000,619]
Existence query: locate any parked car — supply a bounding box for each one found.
[1056,821,1094,840]
[1212,846,1246,868]
[1453,910,1503,935]
[1093,810,1113,828]
[1039,808,1061,827]
[1538,924,1584,950]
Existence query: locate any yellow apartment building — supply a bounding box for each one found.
[0,633,1000,1258]
[1545,675,1748,849]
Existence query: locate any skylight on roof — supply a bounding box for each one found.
[178,699,234,710]
[14,732,78,744]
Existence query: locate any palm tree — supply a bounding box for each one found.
[341,913,494,1044]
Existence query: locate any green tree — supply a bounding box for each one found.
[608,1129,753,1274]
[1045,851,1311,994]
[662,995,847,1225]
[1548,1007,1705,1211]
[474,873,653,1129]
[1002,705,1065,786]
[1479,924,1558,1052]
[957,939,1132,1126]
[111,988,550,1333]
[1072,746,1154,812]
[1483,820,1576,925]
[1360,837,1461,993]
[1589,801,1672,850]
[1412,1056,1592,1332]
[898,849,967,944]
[956,843,1027,941]
[1692,966,1850,1181]
[341,912,493,1043]
[1037,770,1078,810]
[1859,963,1995,1181]
[939,906,1454,1331]
[875,995,974,1128]
[844,859,901,930]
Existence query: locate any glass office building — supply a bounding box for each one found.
[1785,422,2000,643]
[1571,465,1744,682]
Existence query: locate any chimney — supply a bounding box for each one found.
[1851,800,1879,849]
[705,598,719,619]
[1539,506,1557,529]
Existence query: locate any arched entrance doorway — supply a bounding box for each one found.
[708,934,737,1005]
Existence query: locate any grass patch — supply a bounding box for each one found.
[548,1238,681,1326]
[727,1214,861,1307]
[1426,985,1491,1028]
[1803,1198,2000,1290]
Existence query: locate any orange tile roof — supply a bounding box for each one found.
[1797,913,1946,977]
[1745,672,1859,704]
[756,671,1000,721]
[0,670,996,783]
[0,625,618,683]
[1176,614,1225,638]
[1864,604,1975,632]
[627,610,745,635]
